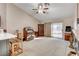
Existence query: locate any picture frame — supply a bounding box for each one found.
[77,18,79,24]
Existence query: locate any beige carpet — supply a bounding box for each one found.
[19,37,69,56]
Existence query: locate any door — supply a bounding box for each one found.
[38,24,44,36]
[51,23,63,39]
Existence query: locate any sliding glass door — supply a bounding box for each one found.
[51,23,63,39]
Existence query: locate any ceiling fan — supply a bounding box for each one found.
[32,3,50,14]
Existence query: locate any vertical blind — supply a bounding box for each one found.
[51,23,63,38]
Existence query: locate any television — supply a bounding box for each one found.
[65,26,71,32]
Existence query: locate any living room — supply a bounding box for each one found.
[0,3,79,56]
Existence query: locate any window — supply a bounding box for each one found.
[51,23,63,38]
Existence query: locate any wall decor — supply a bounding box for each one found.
[77,18,79,24]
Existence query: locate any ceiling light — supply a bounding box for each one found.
[32,3,49,14]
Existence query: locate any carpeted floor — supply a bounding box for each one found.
[19,37,70,56]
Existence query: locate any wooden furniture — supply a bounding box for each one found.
[34,31,38,37]
[9,38,23,56]
[23,27,27,41]
[9,30,23,56]
[38,24,44,36]
[23,27,35,41]
[65,33,72,41]
[16,30,23,41]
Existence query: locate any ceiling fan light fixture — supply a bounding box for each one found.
[38,9,43,14]
[32,3,49,14]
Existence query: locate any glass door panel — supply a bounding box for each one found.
[51,23,63,38]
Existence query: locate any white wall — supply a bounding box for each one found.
[0,3,77,36]
[44,16,75,36]
[77,4,79,30]
[6,4,40,34]
[62,17,75,31]
[0,4,6,29]
[78,4,79,18]
[44,23,51,36]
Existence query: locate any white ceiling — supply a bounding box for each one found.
[14,3,76,21]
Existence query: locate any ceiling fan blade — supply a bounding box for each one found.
[43,8,48,10]
[32,9,37,10]
[43,11,48,14]
[43,11,46,14]
[36,11,38,14]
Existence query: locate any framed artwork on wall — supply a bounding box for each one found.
[77,18,79,24]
